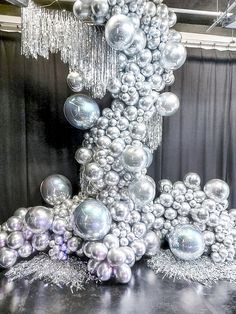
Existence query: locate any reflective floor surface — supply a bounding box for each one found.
[0,261,236,314]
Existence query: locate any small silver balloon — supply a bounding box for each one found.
[91,0,109,17]
[105,14,135,50]
[7,231,24,250]
[129,176,156,205]
[25,206,53,234]
[0,247,18,268]
[156,92,179,117]
[64,94,100,130]
[161,41,187,70]
[67,71,84,92]
[75,147,93,164]
[114,264,132,283]
[107,247,126,266]
[103,234,119,249]
[122,145,147,172]
[7,216,23,231]
[91,242,108,261]
[18,242,33,258]
[85,162,104,181]
[96,261,113,281]
[73,0,92,20]
[144,231,161,256]
[32,232,50,251]
[0,231,7,248]
[184,173,201,190]
[168,224,205,261]
[204,179,230,203]
[14,207,28,219]
[74,198,112,240]
[40,174,72,206]
[124,29,146,57]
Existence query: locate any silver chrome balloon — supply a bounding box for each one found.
[73,0,92,20]
[40,174,72,206]
[0,247,18,268]
[122,145,147,172]
[168,224,205,261]
[7,231,24,250]
[67,71,84,92]
[204,179,230,203]
[105,14,135,50]
[64,94,100,130]
[74,198,112,240]
[156,92,179,117]
[114,263,132,283]
[161,41,187,71]
[129,176,156,205]
[25,206,53,234]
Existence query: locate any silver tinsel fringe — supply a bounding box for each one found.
[5,254,92,291]
[21,1,118,98]
[147,250,236,286]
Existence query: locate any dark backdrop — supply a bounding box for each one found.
[0,32,236,224]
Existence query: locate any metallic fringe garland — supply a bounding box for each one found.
[5,254,92,291]
[146,112,163,151]
[147,250,236,286]
[21,1,118,98]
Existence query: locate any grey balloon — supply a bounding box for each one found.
[73,198,112,240]
[40,174,72,206]
[64,94,100,130]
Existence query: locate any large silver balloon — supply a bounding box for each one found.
[25,206,53,234]
[73,0,92,20]
[168,224,205,261]
[105,14,135,50]
[0,248,18,268]
[161,41,187,70]
[204,179,230,203]
[64,94,100,130]
[67,71,84,92]
[40,174,72,206]
[129,176,156,205]
[122,145,147,172]
[156,92,179,117]
[73,198,111,240]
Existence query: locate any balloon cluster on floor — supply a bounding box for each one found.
[3,1,234,285]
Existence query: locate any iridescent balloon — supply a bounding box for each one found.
[25,206,53,234]
[67,71,84,92]
[168,224,205,261]
[161,41,187,70]
[64,94,100,130]
[156,92,179,117]
[40,174,72,206]
[129,176,156,205]
[105,14,135,50]
[204,179,230,203]
[73,198,112,240]
[0,247,18,268]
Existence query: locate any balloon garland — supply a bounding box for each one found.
[1,0,236,287]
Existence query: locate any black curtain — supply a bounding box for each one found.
[1,32,236,224]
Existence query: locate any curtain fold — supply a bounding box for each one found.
[0,33,236,224]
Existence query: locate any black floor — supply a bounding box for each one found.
[0,261,236,314]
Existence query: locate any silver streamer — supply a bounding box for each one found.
[147,250,236,286]
[146,112,163,151]
[21,1,118,98]
[5,254,92,291]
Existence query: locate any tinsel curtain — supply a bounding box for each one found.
[0,33,236,224]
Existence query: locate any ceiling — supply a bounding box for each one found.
[0,0,235,36]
